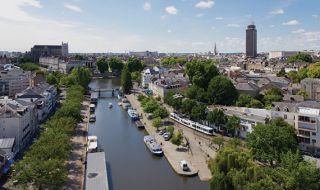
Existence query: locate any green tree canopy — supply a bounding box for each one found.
[108,57,124,72]
[207,108,226,126]
[127,57,144,72]
[96,58,109,73]
[286,53,313,63]
[185,59,219,90]
[246,118,298,165]
[208,76,238,105]
[121,65,133,94]
[307,62,320,78]
[236,94,252,107]
[20,63,40,71]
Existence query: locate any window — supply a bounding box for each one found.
[312,139,317,143]
[284,114,287,119]
[312,132,316,136]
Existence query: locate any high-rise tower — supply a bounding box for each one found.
[246,23,257,58]
[214,43,218,56]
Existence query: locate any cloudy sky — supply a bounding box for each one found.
[0,0,319,53]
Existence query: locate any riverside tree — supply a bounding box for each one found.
[120,65,133,94]
[207,76,238,105]
[96,58,109,73]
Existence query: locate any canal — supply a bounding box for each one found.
[88,79,208,190]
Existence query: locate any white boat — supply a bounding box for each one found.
[87,136,98,153]
[144,136,163,155]
[89,114,96,122]
[108,103,113,108]
[128,109,139,121]
[89,104,95,113]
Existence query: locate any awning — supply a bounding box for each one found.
[1,159,14,174]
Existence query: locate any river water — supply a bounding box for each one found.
[88,79,208,190]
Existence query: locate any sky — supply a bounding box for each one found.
[0,0,319,53]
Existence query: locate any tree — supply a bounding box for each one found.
[249,99,264,108]
[161,57,187,65]
[166,126,175,135]
[190,103,207,121]
[286,53,313,63]
[20,63,40,71]
[236,94,252,107]
[96,58,109,73]
[246,118,298,165]
[71,67,92,89]
[207,109,226,126]
[131,71,141,85]
[277,68,286,77]
[108,57,124,72]
[225,115,240,136]
[152,107,169,119]
[212,136,224,150]
[143,99,159,113]
[171,131,183,146]
[263,88,283,107]
[181,99,198,116]
[186,59,219,90]
[298,68,308,81]
[287,70,299,83]
[308,62,320,78]
[152,117,162,131]
[297,89,308,99]
[127,57,144,72]
[208,76,238,105]
[121,65,133,94]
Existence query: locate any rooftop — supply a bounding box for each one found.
[85,152,109,190]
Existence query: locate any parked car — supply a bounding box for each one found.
[159,129,165,135]
[163,133,171,141]
[180,160,189,171]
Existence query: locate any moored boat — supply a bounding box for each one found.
[109,102,113,108]
[89,114,96,122]
[89,104,95,113]
[128,108,139,121]
[143,136,163,155]
[87,136,98,153]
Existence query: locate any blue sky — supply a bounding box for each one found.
[0,0,319,53]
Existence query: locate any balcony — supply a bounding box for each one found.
[298,121,317,131]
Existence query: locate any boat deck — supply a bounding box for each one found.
[85,152,109,190]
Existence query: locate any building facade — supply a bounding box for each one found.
[0,69,31,97]
[301,78,320,100]
[31,42,68,63]
[246,24,257,58]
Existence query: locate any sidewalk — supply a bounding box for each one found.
[127,94,214,181]
[64,97,90,190]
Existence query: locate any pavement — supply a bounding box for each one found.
[64,97,90,190]
[127,94,215,181]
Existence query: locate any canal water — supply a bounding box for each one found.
[88,79,208,190]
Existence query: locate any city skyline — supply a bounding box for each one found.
[0,0,319,53]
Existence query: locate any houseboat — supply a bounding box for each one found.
[89,114,96,122]
[87,136,98,153]
[143,136,163,156]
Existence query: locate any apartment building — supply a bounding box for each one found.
[272,101,320,155]
[0,68,31,97]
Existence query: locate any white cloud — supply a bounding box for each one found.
[0,0,42,22]
[291,29,305,34]
[270,9,284,15]
[312,14,319,19]
[269,25,275,28]
[195,0,215,9]
[215,17,223,20]
[167,29,172,33]
[160,15,167,20]
[282,20,299,26]
[165,6,178,15]
[196,13,204,18]
[63,3,82,13]
[192,42,206,46]
[227,24,240,28]
[211,26,216,30]
[143,2,151,11]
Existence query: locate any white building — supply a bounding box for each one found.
[39,57,93,73]
[269,51,299,59]
[141,68,159,88]
[0,68,31,97]
[272,101,320,155]
[0,98,37,153]
[16,83,57,122]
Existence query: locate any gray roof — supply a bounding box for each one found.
[236,82,259,91]
[0,138,15,149]
[296,101,320,110]
[85,152,109,190]
[272,102,296,112]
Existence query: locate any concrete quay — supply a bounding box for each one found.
[126,94,214,181]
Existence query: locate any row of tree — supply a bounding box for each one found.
[14,85,85,190]
[138,94,169,119]
[96,57,144,74]
[209,118,320,190]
